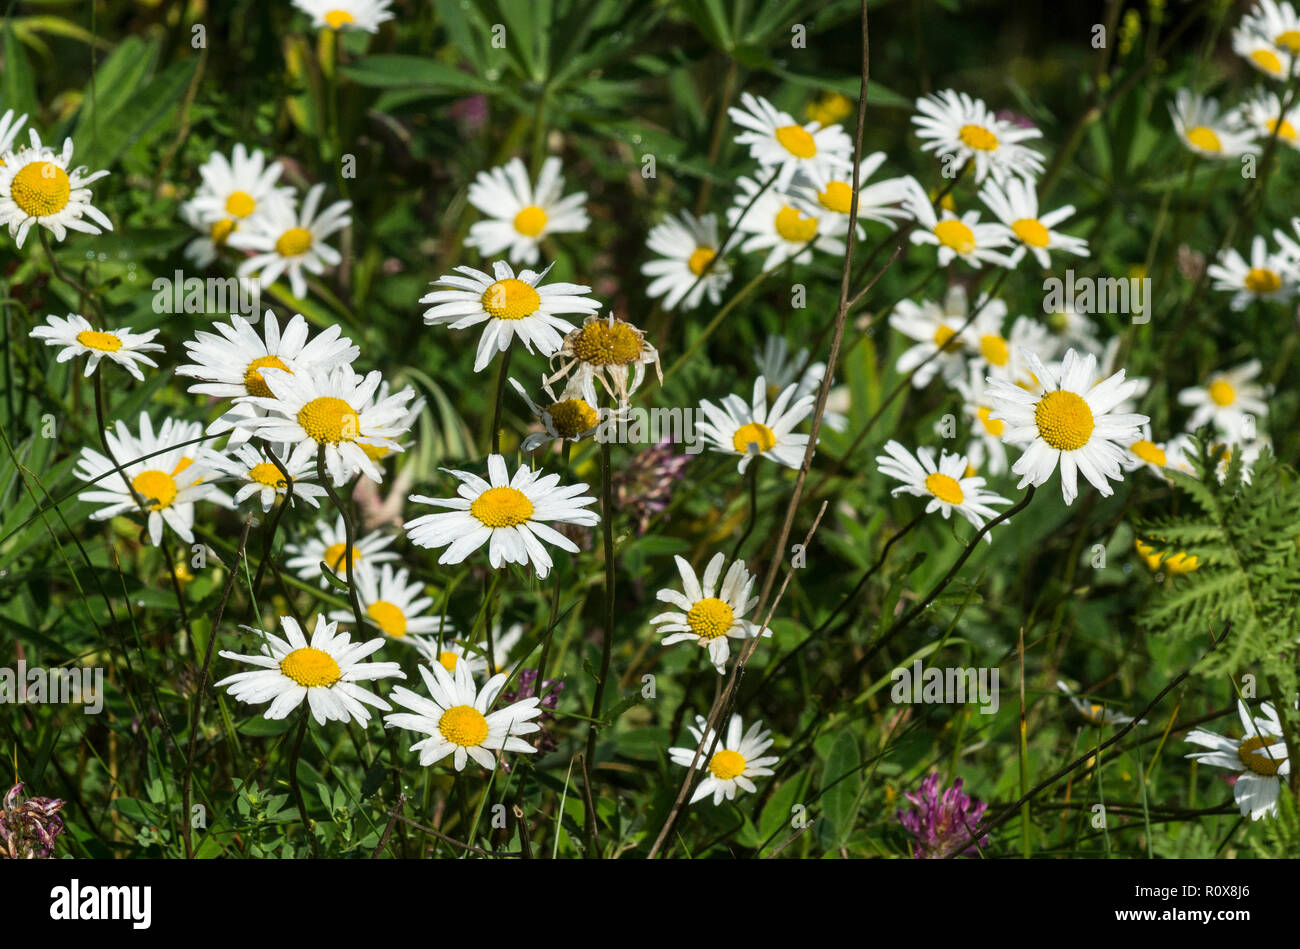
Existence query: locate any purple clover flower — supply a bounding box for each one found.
[897,772,989,858]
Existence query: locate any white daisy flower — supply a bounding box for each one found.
[791,153,917,236]
[202,441,326,512]
[1119,423,1173,479]
[216,615,403,726]
[404,453,599,578]
[483,621,526,675]
[752,335,847,432]
[986,348,1148,505]
[0,129,112,248]
[1242,0,1300,57]
[231,183,351,299]
[697,375,814,474]
[292,0,394,32]
[903,179,1013,268]
[284,513,400,585]
[411,636,489,678]
[29,313,163,381]
[1233,24,1293,79]
[1239,90,1300,151]
[1042,306,1103,360]
[509,376,601,451]
[889,285,976,388]
[727,91,852,190]
[650,553,765,674]
[1186,699,1290,820]
[182,143,294,251]
[727,174,847,272]
[977,177,1088,269]
[668,713,779,805]
[74,412,229,546]
[464,156,589,266]
[1057,680,1147,726]
[1207,236,1294,309]
[328,562,450,645]
[641,211,733,311]
[236,364,416,485]
[0,109,28,155]
[875,440,1012,535]
[384,661,543,771]
[955,365,1010,476]
[419,261,599,373]
[1176,360,1269,443]
[1169,90,1258,159]
[911,89,1044,184]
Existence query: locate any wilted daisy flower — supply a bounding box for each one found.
[1186,699,1290,820]
[903,180,1013,268]
[30,313,163,381]
[1119,423,1173,480]
[509,376,600,451]
[1169,90,1258,159]
[549,314,661,409]
[875,441,1012,534]
[0,129,112,248]
[1176,360,1268,443]
[727,174,846,272]
[384,661,543,771]
[890,285,977,388]
[284,513,399,585]
[1239,90,1300,152]
[216,615,403,726]
[0,109,27,155]
[1233,23,1293,79]
[419,261,599,372]
[697,376,814,474]
[898,773,990,858]
[1243,0,1300,56]
[668,714,779,805]
[292,0,394,32]
[328,562,449,645]
[75,413,228,546]
[404,453,599,578]
[986,348,1148,505]
[203,441,325,512]
[977,177,1088,269]
[464,156,589,265]
[1056,680,1147,726]
[792,153,916,236]
[728,91,852,190]
[650,553,764,674]
[231,183,351,299]
[182,144,293,263]
[641,211,733,311]
[1207,236,1294,309]
[237,365,416,485]
[753,335,847,432]
[911,89,1043,184]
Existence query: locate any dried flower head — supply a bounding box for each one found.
[0,783,67,859]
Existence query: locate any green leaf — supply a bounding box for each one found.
[79,56,199,169]
[0,20,39,119]
[820,730,862,844]
[341,55,498,94]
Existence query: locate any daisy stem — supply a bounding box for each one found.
[1017,625,1031,858]
[317,449,366,633]
[250,447,297,602]
[287,708,313,846]
[582,433,617,857]
[490,346,514,455]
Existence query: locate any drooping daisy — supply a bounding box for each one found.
[890,285,977,388]
[328,562,450,645]
[29,313,163,381]
[464,156,589,266]
[977,177,1088,269]
[1239,90,1300,152]
[509,376,601,451]
[384,661,542,771]
[548,314,661,409]
[292,0,394,32]
[0,130,112,248]
[1056,681,1147,726]
[202,441,326,512]
[727,174,847,272]
[216,615,403,726]
[404,453,599,578]
[419,261,599,372]
[903,179,1013,268]
[236,365,416,485]
[641,211,733,311]
[1186,699,1290,820]
[1119,423,1173,480]
[650,553,764,674]
[231,183,352,299]
[791,153,917,236]
[752,335,847,432]
[1176,360,1269,443]
[986,348,1148,505]
[284,513,400,585]
[1168,90,1258,159]
[1207,236,1294,309]
[182,144,293,255]
[668,714,779,805]
[875,441,1012,535]
[0,109,27,155]
[74,413,228,546]
[1233,24,1293,80]
[911,89,1044,184]
[696,376,814,474]
[727,91,852,190]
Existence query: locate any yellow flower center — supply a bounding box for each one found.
[1012,218,1051,248]
[275,226,313,257]
[817,180,854,214]
[925,472,965,505]
[368,600,407,638]
[1276,30,1300,52]
[438,651,459,671]
[10,161,71,217]
[1266,117,1297,141]
[481,278,541,321]
[732,421,776,454]
[1239,734,1286,776]
[225,190,256,218]
[243,354,291,398]
[570,319,644,366]
[774,124,817,158]
[687,246,716,276]
[131,470,178,510]
[279,647,342,688]
[513,205,547,237]
[1129,440,1167,467]
[323,542,360,572]
[958,124,999,151]
[979,334,1009,366]
[977,405,1004,437]
[439,705,490,747]
[1244,268,1282,294]
[1185,125,1222,153]
[210,218,236,245]
[1208,379,1236,406]
[686,597,735,641]
[324,9,355,29]
[774,205,819,243]
[548,398,599,438]
[933,219,976,254]
[470,486,534,527]
[1034,390,1095,451]
[297,396,360,443]
[933,325,959,350]
[708,749,747,780]
[75,329,123,352]
[1252,48,1284,75]
[247,462,285,488]
[807,92,853,126]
